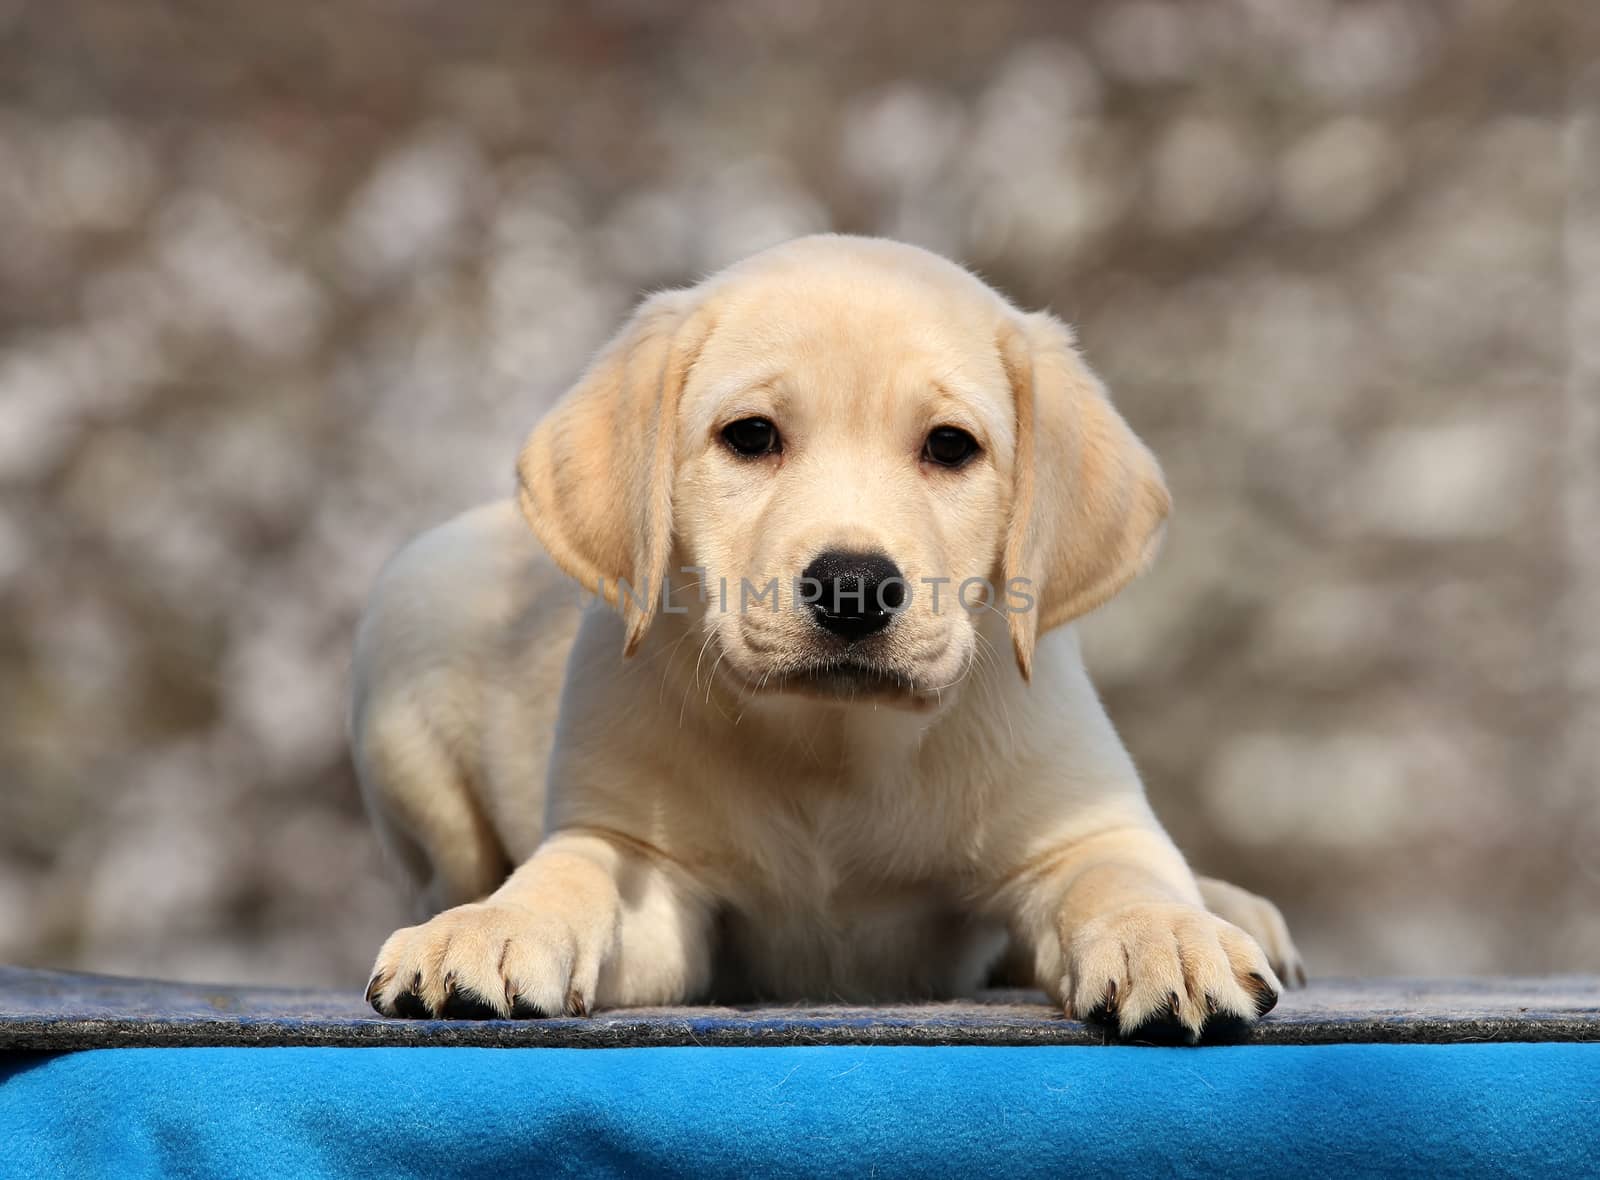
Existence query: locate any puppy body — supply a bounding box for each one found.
[355,236,1303,1039]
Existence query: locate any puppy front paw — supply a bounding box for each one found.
[1063,903,1280,1045]
[366,902,595,1020]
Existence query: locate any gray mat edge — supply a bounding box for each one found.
[6,1010,1600,1051]
[2,966,1597,1050]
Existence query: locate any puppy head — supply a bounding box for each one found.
[517,235,1168,707]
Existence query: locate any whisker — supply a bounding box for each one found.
[680,626,720,728]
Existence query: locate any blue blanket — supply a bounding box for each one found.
[3,1044,1595,1178]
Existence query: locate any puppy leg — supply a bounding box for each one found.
[367,831,713,1018]
[353,699,512,915]
[1196,875,1307,987]
[1006,826,1282,1044]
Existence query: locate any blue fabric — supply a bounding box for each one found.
[2,1044,1595,1178]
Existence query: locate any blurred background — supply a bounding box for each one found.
[1,0,1596,987]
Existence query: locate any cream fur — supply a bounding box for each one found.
[353,235,1304,1042]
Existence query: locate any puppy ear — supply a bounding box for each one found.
[999,312,1171,680]
[516,289,711,656]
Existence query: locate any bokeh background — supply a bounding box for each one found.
[2,0,1596,987]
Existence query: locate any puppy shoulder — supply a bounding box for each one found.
[353,500,573,715]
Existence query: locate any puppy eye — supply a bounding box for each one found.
[923,426,980,469]
[721,417,781,458]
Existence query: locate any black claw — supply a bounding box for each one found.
[1081,980,1120,1029]
[440,987,502,1020]
[1246,972,1280,1017]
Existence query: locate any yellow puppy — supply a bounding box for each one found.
[353,235,1304,1042]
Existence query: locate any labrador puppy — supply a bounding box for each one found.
[353,235,1305,1042]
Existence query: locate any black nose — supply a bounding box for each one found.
[801,550,906,642]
